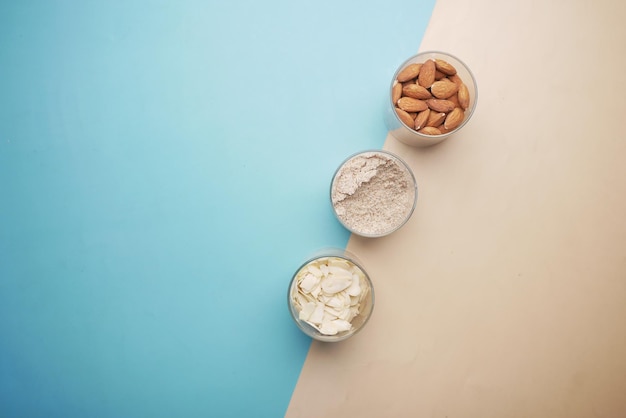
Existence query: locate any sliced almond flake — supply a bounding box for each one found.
[306,264,323,278]
[298,302,316,321]
[322,310,338,323]
[321,275,351,294]
[336,291,351,308]
[317,294,331,303]
[351,267,365,277]
[291,256,371,336]
[338,308,351,321]
[309,302,325,325]
[328,266,352,279]
[328,258,352,270]
[295,293,308,308]
[319,320,338,336]
[298,290,317,303]
[346,277,361,296]
[319,264,329,276]
[299,273,319,293]
[327,296,343,309]
[323,305,344,318]
[332,319,352,332]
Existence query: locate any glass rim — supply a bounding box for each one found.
[389,50,479,140]
[329,149,418,238]
[287,249,375,342]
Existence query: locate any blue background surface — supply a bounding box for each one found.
[0,1,434,416]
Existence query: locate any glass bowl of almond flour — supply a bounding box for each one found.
[330,150,417,237]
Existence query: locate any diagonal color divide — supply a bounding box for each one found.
[286,0,626,416]
[0,1,436,417]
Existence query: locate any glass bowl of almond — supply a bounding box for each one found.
[287,249,374,342]
[385,51,478,147]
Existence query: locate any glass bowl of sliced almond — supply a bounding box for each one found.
[288,249,374,342]
[385,51,478,147]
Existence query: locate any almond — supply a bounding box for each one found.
[444,107,464,130]
[402,83,432,100]
[397,63,422,83]
[395,108,415,127]
[414,109,430,130]
[426,99,455,113]
[426,111,446,127]
[417,59,436,88]
[392,82,402,105]
[419,126,442,135]
[435,59,457,75]
[430,79,459,99]
[449,74,463,86]
[397,97,428,112]
[392,56,472,136]
[447,93,460,108]
[438,124,452,134]
[458,83,470,110]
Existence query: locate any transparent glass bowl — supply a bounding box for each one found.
[330,150,417,238]
[385,50,478,147]
[287,249,374,342]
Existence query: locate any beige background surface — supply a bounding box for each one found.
[286,0,626,416]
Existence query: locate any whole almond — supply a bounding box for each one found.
[444,107,464,130]
[398,97,428,112]
[426,99,456,113]
[447,93,460,108]
[393,56,473,136]
[449,74,463,86]
[395,108,415,127]
[402,83,432,100]
[419,126,442,135]
[397,63,422,82]
[418,59,436,88]
[414,109,430,130]
[435,59,457,75]
[458,83,470,110]
[426,111,446,127]
[430,79,459,99]
[392,82,402,104]
[438,123,452,134]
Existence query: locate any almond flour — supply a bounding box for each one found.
[331,151,416,237]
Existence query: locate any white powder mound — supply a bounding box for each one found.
[331,151,416,236]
